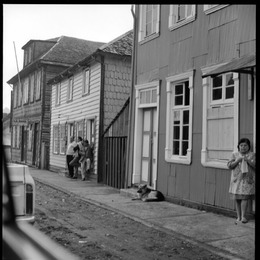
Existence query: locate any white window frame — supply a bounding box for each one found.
[168,5,196,31]
[83,69,90,95]
[67,77,73,101]
[165,70,194,164]
[204,5,229,15]
[138,5,160,43]
[201,65,239,169]
[55,83,61,106]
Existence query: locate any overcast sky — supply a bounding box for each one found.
[3,4,133,111]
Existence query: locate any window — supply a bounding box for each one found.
[60,124,66,155]
[28,124,33,151]
[53,125,59,154]
[83,69,90,95]
[55,83,61,106]
[204,5,229,14]
[77,121,84,140]
[23,77,29,104]
[36,70,41,100]
[18,82,22,107]
[169,5,196,30]
[138,5,160,42]
[211,73,234,104]
[13,84,17,108]
[12,126,20,148]
[201,69,239,169]
[67,77,73,101]
[165,71,194,164]
[86,119,95,145]
[30,73,35,102]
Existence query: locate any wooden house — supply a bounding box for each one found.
[126,5,255,215]
[48,30,133,180]
[7,36,105,169]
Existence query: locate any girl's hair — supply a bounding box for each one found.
[237,138,251,150]
[78,136,83,141]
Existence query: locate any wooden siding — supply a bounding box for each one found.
[50,62,101,174]
[133,5,255,212]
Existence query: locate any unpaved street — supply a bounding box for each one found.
[34,181,226,260]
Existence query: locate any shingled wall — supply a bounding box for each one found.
[103,56,131,131]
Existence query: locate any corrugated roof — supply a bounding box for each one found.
[99,30,133,56]
[202,54,256,78]
[41,36,106,65]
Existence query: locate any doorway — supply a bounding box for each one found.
[141,108,157,187]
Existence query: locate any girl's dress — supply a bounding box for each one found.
[228,151,255,200]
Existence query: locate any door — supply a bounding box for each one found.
[32,123,39,166]
[141,108,157,187]
[21,126,27,163]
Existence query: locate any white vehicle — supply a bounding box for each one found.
[7,163,35,224]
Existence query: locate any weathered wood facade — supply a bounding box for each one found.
[48,31,132,179]
[127,5,255,214]
[8,36,105,169]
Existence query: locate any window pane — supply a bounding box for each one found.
[182,141,188,156]
[146,23,152,36]
[173,110,180,122]
[173,141,179,155]
[184,82,190,105]
[183,110,189,124]
[226,86,234,99]
[187,4,192,16]
[212,88,222,100]
[183,126,189,140]
[175,84,183,94]
[213,75,222,88]
[226,73,234,85]
[173,126,180,139]
[175,96,183,105]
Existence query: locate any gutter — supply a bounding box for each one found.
[125,5,137,188]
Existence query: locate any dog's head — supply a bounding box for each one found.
[137,184,149,195]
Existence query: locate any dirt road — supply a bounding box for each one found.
[34,181,226,260]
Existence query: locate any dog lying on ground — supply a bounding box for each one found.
[132,184,165,202]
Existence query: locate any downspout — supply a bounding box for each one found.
[125,5,137,188]
[97,55,105,183]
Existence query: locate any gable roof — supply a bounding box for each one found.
[48,30,133,84]
[99,30,133,56]
[41,36,105,64]
[7,36,105,84]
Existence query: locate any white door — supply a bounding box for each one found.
[141,108,157,187]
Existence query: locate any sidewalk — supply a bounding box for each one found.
[30,168,255,260]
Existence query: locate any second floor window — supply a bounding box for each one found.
[23,77,29,104]
[169,5,196,29]
[36,70,41,100]
[30,73,35,102]
[67,77,73,101]
[83,69,90,95]
[139,5,160,42]
[55,83,61,106]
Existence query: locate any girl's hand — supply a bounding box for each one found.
[236,157,243,163]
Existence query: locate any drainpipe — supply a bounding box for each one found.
[125,5,137,188]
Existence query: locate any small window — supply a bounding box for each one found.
[60,124,66,155]
[55,83,61,106]
[169,5,196,30]
[83,69,90,95]
[30,73,35,103]
[53,125,59,154]
[67,77,73,101]
[211,73,234,104]
[36,70,41,100]
[138,5,160,42]
[23,77,29,105]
